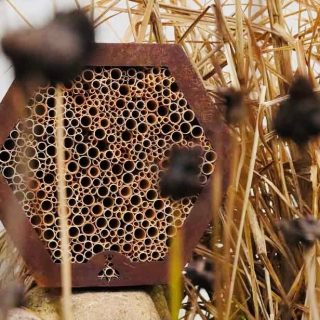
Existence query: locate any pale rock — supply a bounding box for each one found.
[20,288,161,320]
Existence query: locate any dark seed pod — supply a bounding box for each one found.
[185,257,214,295]
[274,76,320,144]
[1,10,95,84]
[218,87,245,124]
[159,146,203,200]
[277,216,320,247]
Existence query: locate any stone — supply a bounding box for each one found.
[23,287,161,320]
[7,308,41,320]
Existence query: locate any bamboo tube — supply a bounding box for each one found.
[171,131,183,143]
[72,243,83,254]
[93,127,106,140]
[82,223,95,235]
[99,231,109,242]
[205,150,217,162]
[125,233,133,242]
[66,160,79,174]
[141,219,150,228]
[146,114,158,125]
[110,163,122,176]
[22,202,31,212]
[121,211,134,224]
[82,69,95,82]
[78,235,86,243]
[115,196,124,206]
[83,194,94,206]
[67,196,78,207]
[9,129,19,140]
[52,249,62,261]
[2,166,15,179]
[43,228,56,241]
[91,177,100,188]
[161,123,173,135]
[141,200,149,209]
[180,122,192,134]
[80,176,92,188]
[164,207,172,215]
[119,186,132,199]
[182,109,195,122]
[43,212,55,226]
[121,242,131,253]
[146,189,158,201]
[134,228,146,241]
[80,115,92,128]
[118,84,129,96]
[0,150,11,163]
[126,68,136,78]
[73,207,80,215]
[72,96,84,109]
[84,251,93,260]
[74,133,84,143]
[166,215,174,224]
[91,203,103,216]
[74,254,85,263]
[40,199,53,212]
[75,142,87,155]
[12,174,22,185]
[110,80,120,92]
[3,139,15,151]
[88,166,99,178]
[91,79,102,90]
[191,125,204,138]
[122,172,134,184]
[201,159,214,175]
[30,215,42,227]
[103,196,114,208]
[79,156,90,169]
[169,102,179,112]
[0,63,219,282]
[110,68,122,80]
[66,126,77,137]
[63,172,72,182]
[116,228,125,238]
[96,217,108,229]
[136,80,145,91]
[91,243,103,254]
[48,240,59,250]
[135,161,144,170]
[74,81,84,90]
[138,252,148,262]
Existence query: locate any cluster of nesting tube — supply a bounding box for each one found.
[0,66,216,281]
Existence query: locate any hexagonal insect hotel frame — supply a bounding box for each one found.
[0,44,229,287]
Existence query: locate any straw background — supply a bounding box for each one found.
[1,0,320,319]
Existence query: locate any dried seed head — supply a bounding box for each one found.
[160,146,203,200]
[274,76,320,144]
[277,216,320,247]
[1,10,95,83]
[185,257,214,295]
[218,87,245,124]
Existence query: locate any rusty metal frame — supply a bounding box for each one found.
[0,43,230,287]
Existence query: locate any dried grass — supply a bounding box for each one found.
[114,0,320,318]
[1,0,320,319]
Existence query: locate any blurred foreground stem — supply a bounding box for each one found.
[55,85,73,320]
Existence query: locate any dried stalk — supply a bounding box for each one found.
[225,86,266,318]
[55,86,73,320]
